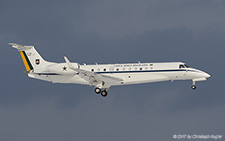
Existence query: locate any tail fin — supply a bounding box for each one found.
[9,43,49,72]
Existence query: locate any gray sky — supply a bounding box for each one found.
[0,0,225,140]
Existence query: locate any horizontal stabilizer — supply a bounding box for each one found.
[9,43,33,51]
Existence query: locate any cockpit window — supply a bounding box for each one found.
[184,64,189,68]
[179,64,189,69]
[179,65,185,69]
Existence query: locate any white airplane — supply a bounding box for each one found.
[10,43,210,97]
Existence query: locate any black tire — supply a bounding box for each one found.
[95,88,101,94]
[191,85,196,90]
[101,90,108,97]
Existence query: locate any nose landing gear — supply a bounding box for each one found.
[191,81,196,90]
[191,85,196,90]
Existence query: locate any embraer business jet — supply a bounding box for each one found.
[10,43,210,97]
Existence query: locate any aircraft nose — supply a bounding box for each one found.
[203,72,211,78]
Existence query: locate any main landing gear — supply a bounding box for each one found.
[95,87,101,94]
[94,87,109,97]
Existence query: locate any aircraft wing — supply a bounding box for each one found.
[64,57,123,87]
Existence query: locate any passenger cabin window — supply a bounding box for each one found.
[91,69,94,72]
[140,68,142,70]
[116,68,119,71]
[103,68,106,71]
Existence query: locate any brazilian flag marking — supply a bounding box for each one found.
[19,51,34,71]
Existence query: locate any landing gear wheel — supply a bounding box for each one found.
[101,90,108,97]
[191,85,196,90]
[95,88,101,94]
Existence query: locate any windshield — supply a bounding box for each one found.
[179,65,185,68]
[179,64,189,69]
[184,64,189,68]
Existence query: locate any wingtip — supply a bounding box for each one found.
[8,43,18,46]
[64,56,69,62]
[8,43,14,45]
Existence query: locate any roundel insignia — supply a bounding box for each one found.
[36,59,40,65]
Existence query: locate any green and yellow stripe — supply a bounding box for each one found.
[19,51,33,72]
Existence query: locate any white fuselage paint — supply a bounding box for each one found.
[28,62,210,87]
[10,43,210,96]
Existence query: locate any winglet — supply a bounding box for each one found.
[64,56,78,70]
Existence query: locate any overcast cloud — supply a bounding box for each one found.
[0,0,225,141]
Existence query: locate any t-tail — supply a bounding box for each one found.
[9,43,51,73]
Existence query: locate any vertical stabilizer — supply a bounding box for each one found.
[9,43,50,72]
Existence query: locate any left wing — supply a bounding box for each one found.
[64,57,123,88]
